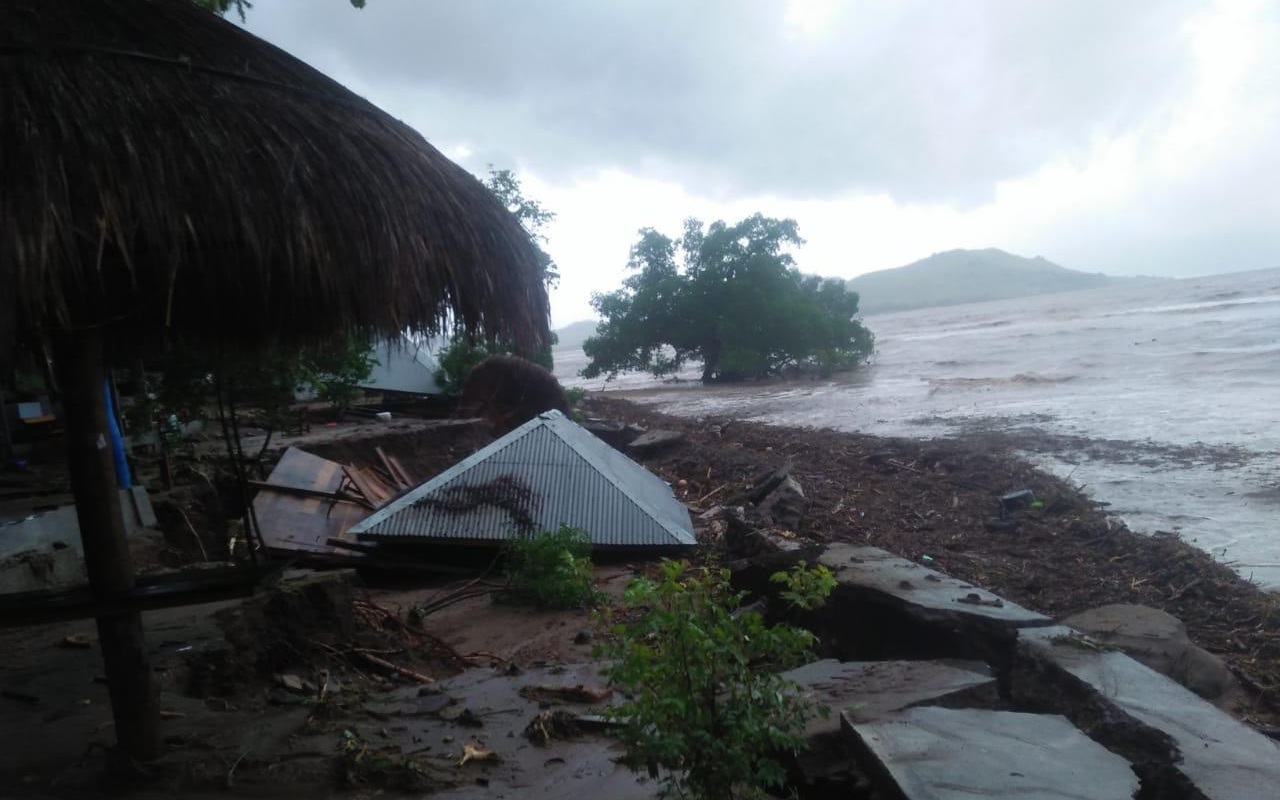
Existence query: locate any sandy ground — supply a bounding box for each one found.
[0,566,641,798]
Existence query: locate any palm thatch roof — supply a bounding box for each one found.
[0,0,550,357]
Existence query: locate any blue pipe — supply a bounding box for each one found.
[103,378,132,488]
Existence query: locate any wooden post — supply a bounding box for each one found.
[52,329,160,762]
[0,385,12,462]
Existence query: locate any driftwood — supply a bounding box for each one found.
[355,651,435,684]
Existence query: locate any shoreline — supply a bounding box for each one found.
[585,394,1280,729]
[594,378,1280,592]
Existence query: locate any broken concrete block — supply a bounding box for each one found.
[757,475,808,529]
[580,419,645,450]
[626,429,684,453]
[783,659,995,739]
[1019,625,1280,800]
[847,707,1139,800]
[1061,604,1238,703]
[818,545,1052,630]
[747,460,793,504]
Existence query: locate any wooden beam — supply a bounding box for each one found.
[375,446,407,489]
[387,454,415,488]
[343,465,391,508]
[247,479,369,507]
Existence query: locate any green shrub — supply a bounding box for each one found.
[770,563,836,610]
[433,332,558,397]
[597,560,834,800]
[500,525,598,609]
[433,336,499,397]
[564,386,587,422]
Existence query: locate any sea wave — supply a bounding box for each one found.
[927,372,1077,392]
[1107,294,1280,317]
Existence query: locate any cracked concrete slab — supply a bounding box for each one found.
[1020,626,1280,800]
[848,706,1139,799]
[784,658,996,738]
[819,545,1053,629]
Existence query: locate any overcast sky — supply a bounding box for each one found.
[242,0,1279,327]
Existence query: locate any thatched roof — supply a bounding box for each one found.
[0,0,550,357]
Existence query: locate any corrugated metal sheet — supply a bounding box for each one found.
[359,334,443,395]
[349,411,695,548]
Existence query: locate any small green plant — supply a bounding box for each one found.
[770,563,836,610]
[597,560,834,800]
[500,525,598,609]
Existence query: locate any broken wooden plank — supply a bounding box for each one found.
[375,447,409,490]
[324,537,381,554]
[387,454,415,488]
[247,480,369,507]
[253,448,373,558]
[343,465,392,508]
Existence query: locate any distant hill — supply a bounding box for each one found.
[553,319,600,350]
[848,248,1116,315]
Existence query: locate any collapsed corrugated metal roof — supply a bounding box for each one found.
[349,411,696,548]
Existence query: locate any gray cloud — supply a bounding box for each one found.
[245,0,1203,205]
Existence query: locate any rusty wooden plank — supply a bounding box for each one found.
[344,465,392,508]
[387,454,415,488]
[253,448,373,558]
[375,447,409,490]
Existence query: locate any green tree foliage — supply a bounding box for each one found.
[597,561,834,800]
[150,345,302,433]
[499,525,598,609]
[299,335,376,416]
[583,215,874,383]
[433,336,500,397]
[146,335,374,433]
[432,332,556,397]
[433,167,560,393]
[484,168,559,289]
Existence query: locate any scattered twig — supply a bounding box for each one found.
[176,506,209,562]
[306,638,371,682]
[415,587,494,618]
[695,484,728,505]
[465,651,511,666]
[349,647,407,657]
[356,652,435,684]
[1168,577,1203,602]
[224,749,250,789]
[1228,663,1270,695]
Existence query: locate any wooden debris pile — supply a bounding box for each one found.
[251,446,420,565]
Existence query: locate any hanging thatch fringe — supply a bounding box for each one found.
[0,0,550,356]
